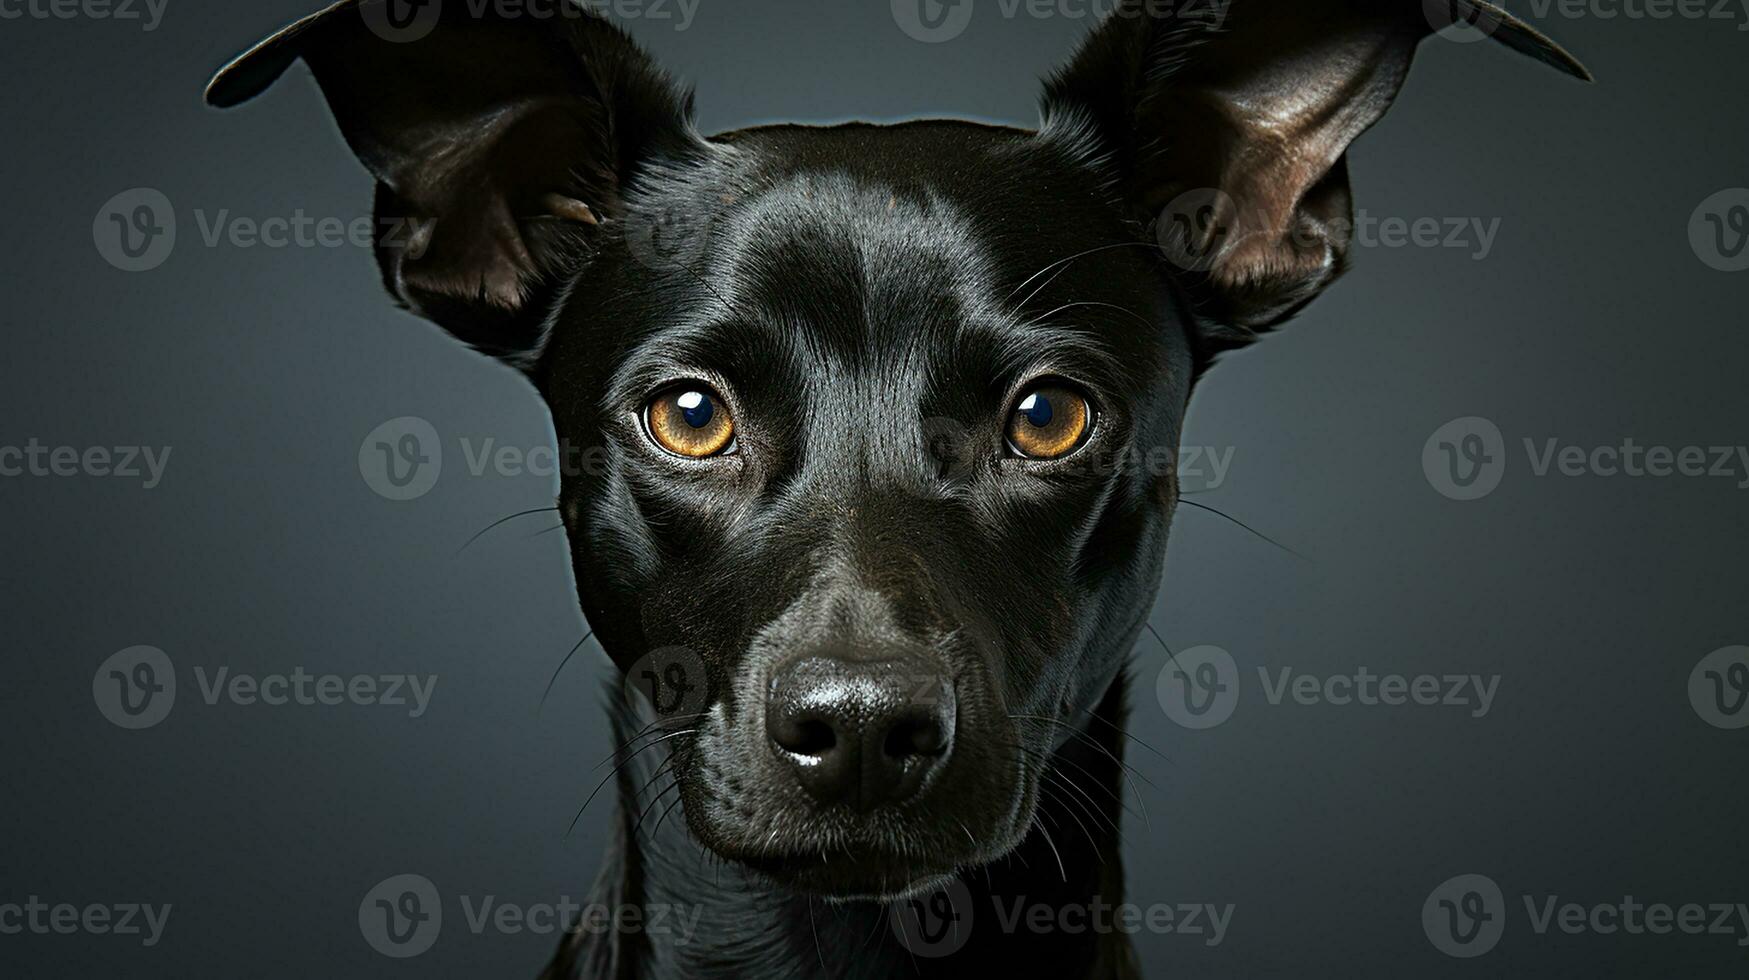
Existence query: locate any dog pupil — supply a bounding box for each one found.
[1019,392,1054,428]
[676,390,713,429]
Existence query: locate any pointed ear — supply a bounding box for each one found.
[206,0,707,367]
[1040,0,1589,346]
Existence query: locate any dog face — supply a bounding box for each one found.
[545,124,1192,896]
[210,0,1584,900]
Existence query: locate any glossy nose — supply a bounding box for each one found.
[764,655,955,810]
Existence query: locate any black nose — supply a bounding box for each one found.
[764,655,955,810]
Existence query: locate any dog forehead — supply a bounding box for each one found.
[712,169,1004,354]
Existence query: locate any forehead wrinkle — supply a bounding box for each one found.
[956,313,1127,395]
[720,174,1005,379]
[604,305,803,412]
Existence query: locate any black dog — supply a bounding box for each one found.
[208,1,1586,975]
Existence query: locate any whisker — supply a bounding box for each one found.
[1024,299,1157,332]
[1038,779,1106,862]
[1010,738,1138,817]
[1044,767,1122,850]
[457,505,561,555]
[650,791,687,842]
[1031,812,1068,884]
[1004,240,1163,307]
[566,729,697,837]
[1010,714,1155,829]
[1175,498,1310,561]
[538,631,594,714]
[1065,694,1178,768]
[631,780,681,841]
[808,898,827,975]
[589,712,708,772]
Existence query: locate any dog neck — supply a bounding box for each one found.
[543,675,1137,980]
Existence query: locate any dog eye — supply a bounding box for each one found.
[645,384,735,458]
[1006,383,1091,460]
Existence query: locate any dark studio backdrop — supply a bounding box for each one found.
[2,0,1746,976]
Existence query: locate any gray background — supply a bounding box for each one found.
[2,0,1746,976]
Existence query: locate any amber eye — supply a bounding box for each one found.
[1006,383,1091,459]
[645,384,735,458]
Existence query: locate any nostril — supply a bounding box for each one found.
[883,714,948,759]
[786,718,837,757]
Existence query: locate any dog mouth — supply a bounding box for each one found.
[736,849,961,902]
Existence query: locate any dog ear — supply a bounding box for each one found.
[1041,0,1589,346]
[206,0,706,367]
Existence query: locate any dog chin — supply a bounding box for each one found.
[737,853,960,903]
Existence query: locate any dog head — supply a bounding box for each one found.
[210,0,1584,900]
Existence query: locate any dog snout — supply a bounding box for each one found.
[764,655,955,811]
